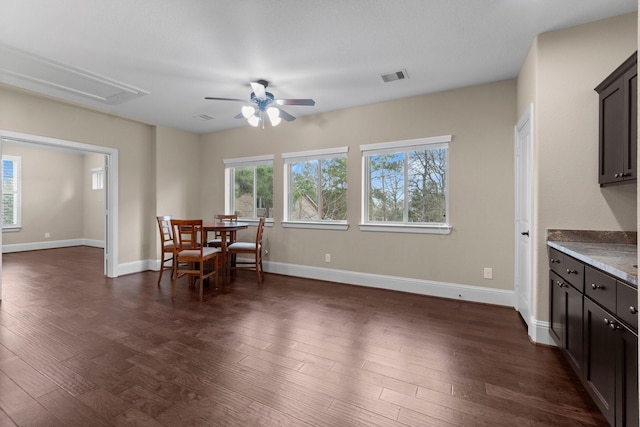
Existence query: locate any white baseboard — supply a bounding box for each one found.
[264,260,515,307]
[528,318,554,346]
[2,238,104,253]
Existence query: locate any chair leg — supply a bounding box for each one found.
[198,262,204,301]
[157,265,164,286]
[172,272,178,299]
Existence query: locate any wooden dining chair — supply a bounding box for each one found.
[156,215,175,285]
[207,213,238,247]
[227,217,265,285]
[171,219,221,300]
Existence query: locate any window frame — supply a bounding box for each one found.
[360,135,452,235]
[2,155,22,231]
[282,146,349,230]
[224,154,274,221]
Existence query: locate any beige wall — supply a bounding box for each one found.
[517,12,638,321]
[201,80,517,290]
[0,85,156,263]
[2,144,84,244]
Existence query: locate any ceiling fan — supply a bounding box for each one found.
[205,80,315,127]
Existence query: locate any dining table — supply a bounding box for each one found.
[202,221,249,284]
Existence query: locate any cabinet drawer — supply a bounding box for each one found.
[585,266,617,312]
[548,248,564,276]
[617,281,638,331]
[563,256,584,291]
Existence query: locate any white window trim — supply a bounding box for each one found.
[2,155,21,231]
[282,146,349,230]
[224,154,274,219]
[360,135,451,234]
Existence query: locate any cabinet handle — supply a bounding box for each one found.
[630,306,638,315]
[591,283,603,290]
[550,258,560,264]
[567,269,578,275]
[556,280,565,288]
[610,322,620,331]
[614,173,621,178]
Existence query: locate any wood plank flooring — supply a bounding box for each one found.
[0,246,607,426]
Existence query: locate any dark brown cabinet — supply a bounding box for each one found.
[549,270,584,375]
[549,246,638,427]
[595,52,637,186]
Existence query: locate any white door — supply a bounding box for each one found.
[515,105,533,333]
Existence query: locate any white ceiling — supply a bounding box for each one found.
[1,1,637,134]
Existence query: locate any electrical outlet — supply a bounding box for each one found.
[483,267,493,279]
[325,253,331,263]
[45,232,50,239]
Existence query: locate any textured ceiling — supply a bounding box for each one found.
[0,1,637,134]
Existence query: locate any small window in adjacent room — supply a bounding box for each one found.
[91,168,104,190]
[361,135,451,234]
[2,155,22,230]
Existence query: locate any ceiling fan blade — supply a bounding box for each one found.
[204,97,249,102]
[250,81,267,99]
[277,108,296,122]
[233,112,245,119]
[276,98,315,106]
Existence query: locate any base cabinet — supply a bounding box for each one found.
[549,247,638,427]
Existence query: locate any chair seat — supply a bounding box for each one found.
[179,247,220,259]
[227,242,258,251]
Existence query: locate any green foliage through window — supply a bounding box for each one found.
[365,139,448,225]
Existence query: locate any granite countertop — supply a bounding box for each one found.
[547,230,637,287]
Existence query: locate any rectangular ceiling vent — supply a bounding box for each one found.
[381,69,409,83]
[0,44,149,105]
[193,114,215,121]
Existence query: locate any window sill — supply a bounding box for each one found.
[281,221,349,231]
[2,226,21,233]
[359,223,452,234]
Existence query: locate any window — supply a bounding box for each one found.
[361,135,451,234]
[91,168,104,190]
[283,147,348,230]
[2,155,21,230]
[224,155,273,219]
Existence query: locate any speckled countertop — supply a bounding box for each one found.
[547,230,637,287]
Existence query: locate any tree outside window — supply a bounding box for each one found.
[224,156,273,219]
[290,157,347,221]
[363,136,449,227]
[284,147,348,224]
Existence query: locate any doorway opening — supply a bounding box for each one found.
[0,130,119,301]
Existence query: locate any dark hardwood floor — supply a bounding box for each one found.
[0,246,607,426]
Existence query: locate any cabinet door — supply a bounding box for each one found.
[549,271,583,375]
[622,68,637,181]
[599,76,625,185]
[565,283,583,374]
[616,324,638,427]
[584,298,616,425]
[549,271,564,346]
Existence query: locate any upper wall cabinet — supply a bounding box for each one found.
[595,52,637,186]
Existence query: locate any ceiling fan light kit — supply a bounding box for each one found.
[205,79,315,128]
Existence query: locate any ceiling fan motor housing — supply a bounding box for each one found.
[250,91,275,111]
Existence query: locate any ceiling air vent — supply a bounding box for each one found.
[381,69,409,83]
[193,114,214,121]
